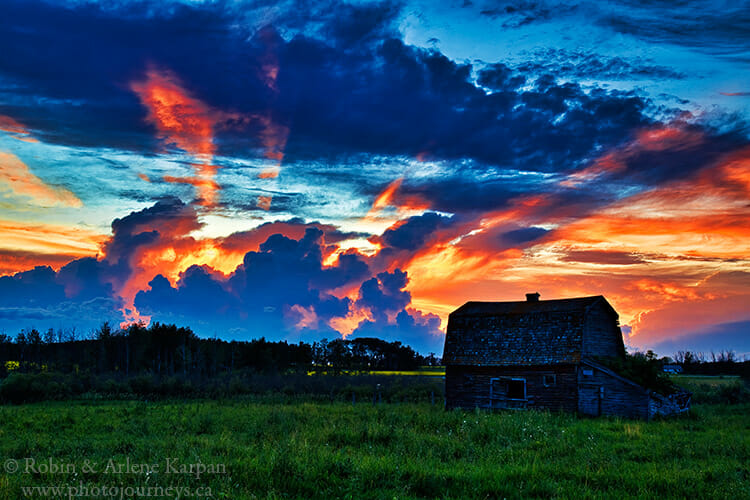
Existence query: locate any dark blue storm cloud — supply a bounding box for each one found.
[134,225,441,350]
[1,0,654,176]
[514,49,686,81]
[130,220,372,337]
[470,1,750,60]
[500,226,549,245]
[350,270,443,354]
[6,0,743,223]
[0,265,123,335]
[600,1,750,59]
[476,0,579,27]
[378,212,455,251]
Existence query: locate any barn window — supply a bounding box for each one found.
[543,374,556,386]
[507,378,526,399]
[490,378,527,401]
[582,368,594,377]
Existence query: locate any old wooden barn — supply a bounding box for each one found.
[443,293,690,419]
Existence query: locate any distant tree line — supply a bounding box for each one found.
[0,322,444,404]
[672,350,750,378]
[596,349,750,396]
[620,349,750,380]
[0,322,440,379]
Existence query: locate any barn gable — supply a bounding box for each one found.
[443,295,624,366]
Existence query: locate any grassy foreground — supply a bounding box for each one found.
[0,399,748,499]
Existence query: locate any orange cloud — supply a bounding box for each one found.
[717,146,750,195]
[131,65,289,207]
[561,152,626,187]
[626,278,750,346]
[257,195,272,210]
[363,178,430,227]
[253,113,288,198]
[634,124,703,151]
[378,135,750,349]
[562,123,705,188]
[287,304,319,330]
[0,115,28,135]
[367,177,403,217]
[258,166,280,179]
[0,115,38,143]
[130,67,217,159]
[0,220,104,274]
[112,235,226,327]
[0,250,82,276]
[162,174,220,203]
[130,66,225,207]
[97,201,205,325]
[628,278,715,303]
[253,29,289,199]
[558,147,750,260]
[257,114,288,164]
[0,151,82,207]
[329,306,371,337]
[358,192,558,331]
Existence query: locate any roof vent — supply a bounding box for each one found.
[526,292,540,302]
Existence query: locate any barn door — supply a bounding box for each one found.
[578,384,602,416]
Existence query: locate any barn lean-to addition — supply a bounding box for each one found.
[443,293,690,419]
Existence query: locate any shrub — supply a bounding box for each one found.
[128,374,155,394]
[597,352,678,395]
[0,372,71,404]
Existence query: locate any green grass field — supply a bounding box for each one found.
[308,367,446,376]
[1,397,748,499]
[362,368,445,376]
[672,374,741,386]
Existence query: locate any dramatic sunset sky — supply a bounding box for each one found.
[1,0,748,355]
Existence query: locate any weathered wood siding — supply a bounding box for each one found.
[577,365,649,419]
[582,302,625,358]
[445,365,578,411]
[445,312,585,366]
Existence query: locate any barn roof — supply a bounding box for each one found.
[451,296,612,316]
[443,295,621,366]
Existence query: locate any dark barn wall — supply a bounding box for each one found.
[578,365,649,419]
[444,313,585,366]
[445,365,578,411]
[582,302,625,358]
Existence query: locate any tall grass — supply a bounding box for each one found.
[1,400,748,499]
[0,371,444,404]
[675,375,750,405]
